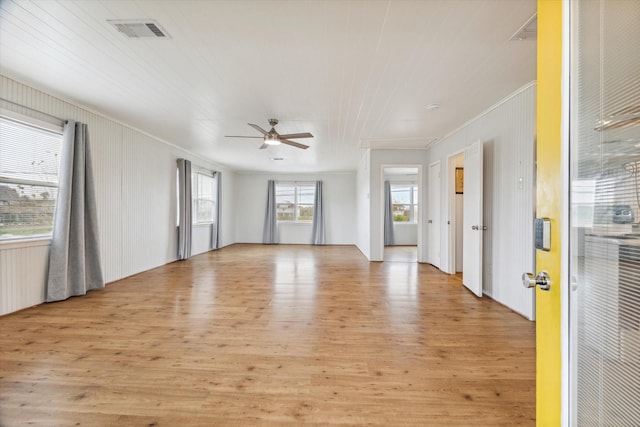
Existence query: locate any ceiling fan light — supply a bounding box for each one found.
[264,134,281,145]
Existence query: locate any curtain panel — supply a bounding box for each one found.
[263,180,278,244]
[311,180,326,245]
[46,121,104,302]
[384,180,395,246]
[177,158,192,259]
[211,171,222,250]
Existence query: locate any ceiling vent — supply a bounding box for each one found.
[510,13,537,41]
[108,20,171,39]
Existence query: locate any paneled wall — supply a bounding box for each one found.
[0,75,235,315]
[234,172,356,245]
[426,82,536,319]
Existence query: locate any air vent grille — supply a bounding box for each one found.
[108,20,171,39]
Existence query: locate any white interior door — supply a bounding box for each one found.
[427,162,441,267]
[462,141,483,297]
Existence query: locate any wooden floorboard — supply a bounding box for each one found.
[0,244,535,426]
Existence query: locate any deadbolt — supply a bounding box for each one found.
[522,271,551,291]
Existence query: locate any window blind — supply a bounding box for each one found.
[0,116,62,239]
[571,1,640,425]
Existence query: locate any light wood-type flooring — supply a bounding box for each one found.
[0,244,535,426]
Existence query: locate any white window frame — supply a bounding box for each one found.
[276,181,315,223]
[191,171,217,225]
[0,110,63,242]
[390,181,418,223]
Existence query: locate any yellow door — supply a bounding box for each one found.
[536,1,563,425]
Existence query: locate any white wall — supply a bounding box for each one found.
[0,75,236,315]
[392,224,418,245]
[234,172,356,245]
[369,150,428,261]
[426,82,536,319]
[356,151,371,259]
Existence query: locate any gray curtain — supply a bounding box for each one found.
[384,180,395,246]
[311,180,326,245]
[211,171,222,250]
[46,121,104,302]
[263,179,278,244]
[177,158,192,259]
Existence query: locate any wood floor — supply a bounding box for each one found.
[0,244,535,426]
[383,245,417,262]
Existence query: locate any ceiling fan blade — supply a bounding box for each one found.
[224,135,263,138]
[248,123,268,135]
[281,139,309,149]
[259,143,268,150]
[278,132,313,139]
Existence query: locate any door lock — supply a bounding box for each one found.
[522,271,551,291]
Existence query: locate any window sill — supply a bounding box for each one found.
[393,222,418,226]
[278,222,313,226]
[0,236,52,250]
[193,222,214,228]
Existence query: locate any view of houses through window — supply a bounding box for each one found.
[391,183,418,223]
[0,116,62,240]
[276,182,315,222]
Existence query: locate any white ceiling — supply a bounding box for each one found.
[0,0,536,173]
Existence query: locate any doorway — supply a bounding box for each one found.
[447,152,465,278]
[382,166,421,263]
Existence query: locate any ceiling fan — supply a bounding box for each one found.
[225,119,313,150]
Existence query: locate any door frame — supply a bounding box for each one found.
[427,160,441,267]
[560,0,571,424]
[378,164,424,263]
[446,149,465,275]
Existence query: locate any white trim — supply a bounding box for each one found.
[379,164,424,263]
[234,170,356,176]
[274,181,316,224]
[0,74,232,173]
[0,108,64,133]
[429,81,537,149]
[446,149,466,275]
[426,160,442,268]
[562,1,573,426]
[0,236,51,250]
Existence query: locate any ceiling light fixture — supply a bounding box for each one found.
[264,133,281,145]
[426,103,440,110]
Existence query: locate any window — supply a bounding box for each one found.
[276,182,315,222]
[191,172,217,224]
[391,183,418,223]
[0,116,63,240]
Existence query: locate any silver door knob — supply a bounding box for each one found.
[522,271,551,291]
